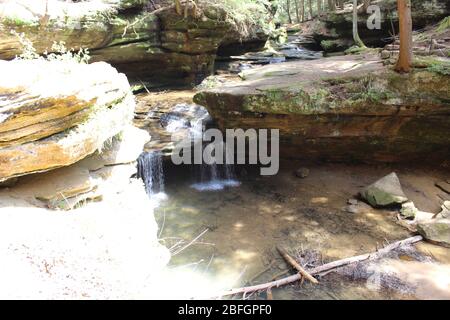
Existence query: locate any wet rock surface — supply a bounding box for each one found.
[133,90,210,155]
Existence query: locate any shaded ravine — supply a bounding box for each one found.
[133,39,450,300]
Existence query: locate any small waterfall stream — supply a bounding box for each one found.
[137,151,165,196]
[191,143,240,192]
[138,102,240,196]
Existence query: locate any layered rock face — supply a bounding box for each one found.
[0,59,135,182]
[194,54,450,163]
[309,0,450,52]
[0,0,268,85]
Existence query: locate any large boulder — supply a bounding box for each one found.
[194,54,450,163]
[0,59,135,182]
[361,173,408,207]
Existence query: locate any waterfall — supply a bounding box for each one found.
[137,151,165,196]
[191,143,240,192]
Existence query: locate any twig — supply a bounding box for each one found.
[158,209,166,239]
[172,228,209,255]
[276,246,318,284]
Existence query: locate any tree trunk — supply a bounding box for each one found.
[352,0,366,47]
[308,0,313,19]
[301,0,305,21]
[287,0,292,24]
[295,0,301,23]
[328,0,336,11]
[395,0,413,73]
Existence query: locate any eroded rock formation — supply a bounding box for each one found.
[305,0,450,52]
[0,0,268,85]
[0,59,135,182]
[194,54,450,163]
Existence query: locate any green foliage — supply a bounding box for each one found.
[206,0,272,38]
[427,62,450,76]
[413,56,450,76]
[11,31,90,63]
[345,45,367,55]
[2,15,38,27]
[437,16,450,33]
[349,76,392,103]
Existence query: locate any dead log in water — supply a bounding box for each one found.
[214,235,423,298]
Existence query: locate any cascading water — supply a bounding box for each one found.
[186,109,240,191]
[191,142,240,192]
[138,102,240,194]
[137,151,165,196]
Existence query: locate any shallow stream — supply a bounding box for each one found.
[135,39,450,300]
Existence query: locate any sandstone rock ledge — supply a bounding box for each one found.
[0,59,135,182]
[0,0,268,85]
[194,54,450,163]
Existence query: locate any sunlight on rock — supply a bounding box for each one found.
[282,215,296,222]
[310,197,329,204]
[233,222,245,229]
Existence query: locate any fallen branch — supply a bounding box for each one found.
[213,236,423,298]
[308,235,423,275]
[276,246,318,284]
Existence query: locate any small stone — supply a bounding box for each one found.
[436,201,450,219]
[360,172,408,207]
[295,168,310,179]
[417,219,450,247]
[343,202,373,214]
[380,50,391,59]
[400,201,418,219]
[348,199,358,205]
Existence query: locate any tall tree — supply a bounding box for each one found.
[295,0,301,23]
[301,0,305,21]
[287,0,293,24]
[352,0,366,47]
[395,0,413,72]
[308,0,313,19]
[328,0,336,11]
